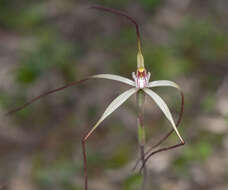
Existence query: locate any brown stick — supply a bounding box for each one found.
[81,124,99,190]
[82,138,88,190]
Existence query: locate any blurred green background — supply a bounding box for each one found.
[0,0,228,190]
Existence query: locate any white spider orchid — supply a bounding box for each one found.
[7,5,185,190]
[84,49,184,143]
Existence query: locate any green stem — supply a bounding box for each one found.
[136,90,147,190]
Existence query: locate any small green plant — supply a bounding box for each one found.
[7,5,185,190]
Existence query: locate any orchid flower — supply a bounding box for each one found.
[7,5,185,190]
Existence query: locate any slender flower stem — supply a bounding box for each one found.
[136,90,147,190]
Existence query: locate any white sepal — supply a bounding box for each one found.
[91,74,135,86]
[143,88,184,142]
[148,80,180,89]
[84,88,138,139]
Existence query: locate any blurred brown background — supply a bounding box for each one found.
[0,0,228,190]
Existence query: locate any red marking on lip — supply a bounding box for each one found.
[137,70,146,78]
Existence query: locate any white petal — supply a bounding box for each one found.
[84,88,138,139]
[148,80,180,89]
[143,88,184,142]
[91,74,135,86]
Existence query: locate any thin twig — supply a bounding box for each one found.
[6,78,89,115]
[91,5,142,52]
